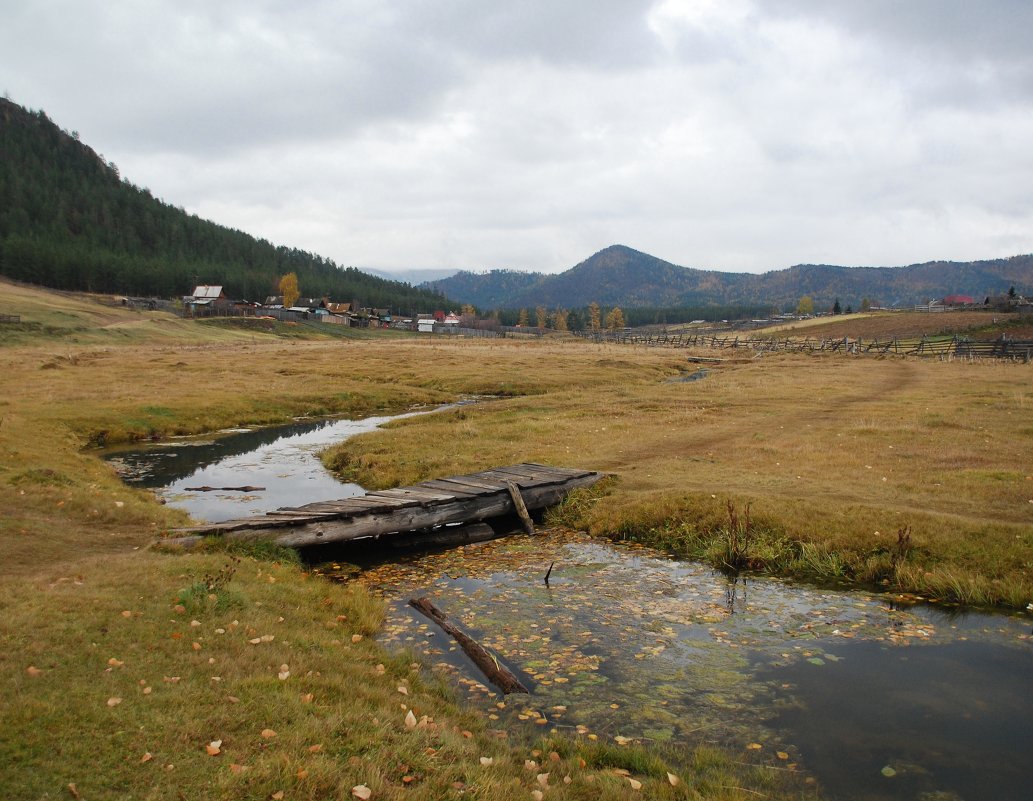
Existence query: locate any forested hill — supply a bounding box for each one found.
[0,98,450,310]
[427,245,1033,310]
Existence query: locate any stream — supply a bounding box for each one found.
[108,419,1033,801]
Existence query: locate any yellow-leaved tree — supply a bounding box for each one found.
[279,272,300,309]
[605,306,625,331]
[588,302,601,332]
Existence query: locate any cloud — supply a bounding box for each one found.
[2,0,1032,273]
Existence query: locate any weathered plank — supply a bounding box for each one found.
[161,471,604,549]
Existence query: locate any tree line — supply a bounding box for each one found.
[0,98,452,313]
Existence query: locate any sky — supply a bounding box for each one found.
[4,0,1033,275]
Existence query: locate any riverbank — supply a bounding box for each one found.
[1,284,1030,796]
[1,297,804,797]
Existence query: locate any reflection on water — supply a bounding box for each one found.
[345,532,1033,801]
[105,410,438,522]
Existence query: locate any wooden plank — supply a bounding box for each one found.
[443,476,511,492]
[373,487,461,503]
[161,472,605,546]
[419,479,486,498]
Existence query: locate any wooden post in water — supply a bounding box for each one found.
[505,480,535,535]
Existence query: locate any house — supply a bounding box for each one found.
[943,294,975,306]
[184,285,230,312]
[417,314,435,333]
[442,312,461,327]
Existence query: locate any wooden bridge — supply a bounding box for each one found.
[159,463,605,550]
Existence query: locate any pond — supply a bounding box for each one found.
[336,532,1032,801]
[110,423,1033,800]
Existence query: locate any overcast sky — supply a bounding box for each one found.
[4,0,1033,274]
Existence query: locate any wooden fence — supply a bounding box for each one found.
[574,331,1033,362]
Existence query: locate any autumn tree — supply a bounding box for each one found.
[552,308,568,331]
[795,295,814,316]
[588,302,601,332]
[279,272,299,308]
[605,306,625,331]
[517,308,529,326]
[535,305,547,330]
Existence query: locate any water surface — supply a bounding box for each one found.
[106,410,437,521]
[345,532,1032,801]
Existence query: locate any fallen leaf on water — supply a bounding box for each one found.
[206,740,222,756]
[352,784,372,800]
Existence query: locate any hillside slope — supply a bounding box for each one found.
[0,98,450,311]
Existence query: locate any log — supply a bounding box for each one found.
[387,522,498,550]
[505,480,535,535]
[408,597,529,694]
[184,485,266,492]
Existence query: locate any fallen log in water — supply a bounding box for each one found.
[184,485,266,492]
[408,596,529,695]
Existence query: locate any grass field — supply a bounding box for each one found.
[1,282,808,800]
[2,280,1031,798]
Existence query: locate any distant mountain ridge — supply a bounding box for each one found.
[426,245,1033,310]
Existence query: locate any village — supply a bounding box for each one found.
[180,283,464,332]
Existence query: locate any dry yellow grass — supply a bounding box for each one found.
[2,284,803,799]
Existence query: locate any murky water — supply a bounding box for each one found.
[341,532,1032,801]
[109,426,1033,800]
[104,409,442,521]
